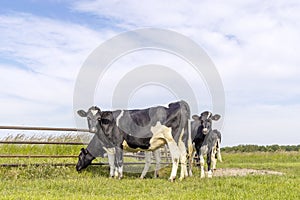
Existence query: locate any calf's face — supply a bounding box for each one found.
[202,119,212,134]
[192,111,221,135]
[76,148,95,171]
[77,106,101,133]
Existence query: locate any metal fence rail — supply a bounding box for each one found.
[0,141,88,145]
[0,125,90,132]
[0,154,170,159]
[0,125,172,168]
[0,162,172,168]
[0,155,78,158]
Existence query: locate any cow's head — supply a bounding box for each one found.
[192,111,221,135]
[77,106,101,133]
[76,148,95,171]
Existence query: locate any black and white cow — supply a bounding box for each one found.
[76,134,161,179]
[76,101,191,181]
[189,111,222,178]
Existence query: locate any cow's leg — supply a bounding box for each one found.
[140,151,151,179]
[178,140,188,181]
[153,149,161,178]
[207,151,213,178]
[217,139,223,162]
[212,154,217,171]
[150,122,180,181]
[188,143,194,177]
[115,147,124,179]
[195,145,201,168]
[217,148,222,162]
[199,154,205,178]
[106,149,116,178]
[212,144,218,171]
[167,140,180,182]
[187,119,194,177]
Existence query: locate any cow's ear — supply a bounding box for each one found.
[81,148,88,155]
[212,114,221,121]
[192,115,200,121]
[77,110,87,117]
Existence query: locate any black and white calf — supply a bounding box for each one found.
[76,134,161,179]
[190,111,222,178]
[76,101,191,181]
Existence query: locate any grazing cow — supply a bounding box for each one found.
[76,101,190,181]
[76,134,161,179]
[189,111,222,178]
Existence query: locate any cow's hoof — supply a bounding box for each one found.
[114,172,119,178]
[200,174,205,179]
[154,171,159,178]
[207,171,213,178]
[179,177,184,181]
[169,177,176,182]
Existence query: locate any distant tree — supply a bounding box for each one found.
[221,144,299,152]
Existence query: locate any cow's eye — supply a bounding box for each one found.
[101,119,111,125]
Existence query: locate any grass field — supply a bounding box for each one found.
[0,143,299,200]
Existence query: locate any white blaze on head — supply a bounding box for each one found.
[91,109,98,116]
[207,112,211,119]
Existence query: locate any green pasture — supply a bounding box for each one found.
[0,143,299,200]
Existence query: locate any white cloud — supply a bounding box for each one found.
[0,13,113,80]
[72,0,300,83]
[0,65,71,105]
[0,13,117,126]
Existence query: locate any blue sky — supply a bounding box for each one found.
[0,0,299,146]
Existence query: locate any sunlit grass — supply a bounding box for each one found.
[0,134,299,199]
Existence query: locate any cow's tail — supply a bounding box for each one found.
[179,101,194,176]
[179,100,191,148]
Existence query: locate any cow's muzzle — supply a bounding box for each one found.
[76,163,83,172]
[90,127,97,133]
[202,128,208,135]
